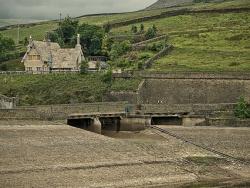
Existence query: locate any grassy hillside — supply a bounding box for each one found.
[146,0,193,10]
[0,9,169,43]
[1,0,249,73]
[0,74,141,105]
[147,0,250,10]
[3,0,248,42]
[111,7,250,71]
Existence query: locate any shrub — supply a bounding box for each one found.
[145,27,157,40]
[0,63,7,71]
[131,25,138,33]
[138,53,151,60]
[137,61,144,70]
[140,24,144,33]
[109,40,132,60]
[101,69,113,85]
[146,42,164,52]
[234,97,250,119]
[80,60,88,74]
[103,22,111,33]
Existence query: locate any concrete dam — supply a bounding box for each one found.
[1,73,250,132]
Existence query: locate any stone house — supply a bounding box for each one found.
[22,34,84,72]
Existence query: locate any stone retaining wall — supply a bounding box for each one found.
[139,78,250,104]
[142,103,235,114]
[208,118,250,127]
[0,102,128,120]
[104,92,138,104]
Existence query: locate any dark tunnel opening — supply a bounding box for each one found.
[67,118,92,129]
[99,117,121,132]
[151,116,182,125]
[67,117,121,132]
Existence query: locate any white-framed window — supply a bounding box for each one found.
[37,67,42,71]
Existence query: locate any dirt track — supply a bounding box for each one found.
[0,121,250,187]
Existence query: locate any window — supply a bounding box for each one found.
[28,55,40,60]
[26,67,32,71]
[37,67,42,71]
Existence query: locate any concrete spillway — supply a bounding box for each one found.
[67,113,152,134]
[67,112,194,134]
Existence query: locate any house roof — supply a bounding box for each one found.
[22,40,84,69]
[52,48,83,69]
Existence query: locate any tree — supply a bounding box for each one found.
[145,27,157,40]
[48,32,64,46]
[89,37,102,55]
[78,23,105,55]
[57,16,78,44]
[23,37,29,46]
[140,24,144,33]
[0,34,15,52]
[234,97,250,119]
[0,34,19,62]
[131,25,138,33]
[152,24,157,33]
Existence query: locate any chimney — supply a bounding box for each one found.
[75,33,81,50]
[77,34,80,45]
[29,35,32,45]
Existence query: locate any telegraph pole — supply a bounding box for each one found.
[59,13,62,23]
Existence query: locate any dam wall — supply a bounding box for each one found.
[138,78,250,104]
[109,72,250,105]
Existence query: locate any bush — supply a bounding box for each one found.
[137,61,144,70]
[0,63,7,71]
[234,97,250,119]
[103,22,111,33]
[146,42,164,52]
[109,40,132,60]
[80,60,88,74]
[101,69,113,85]
[131,25,138,33]
[145,27,157,40]
[138,53,151,60]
